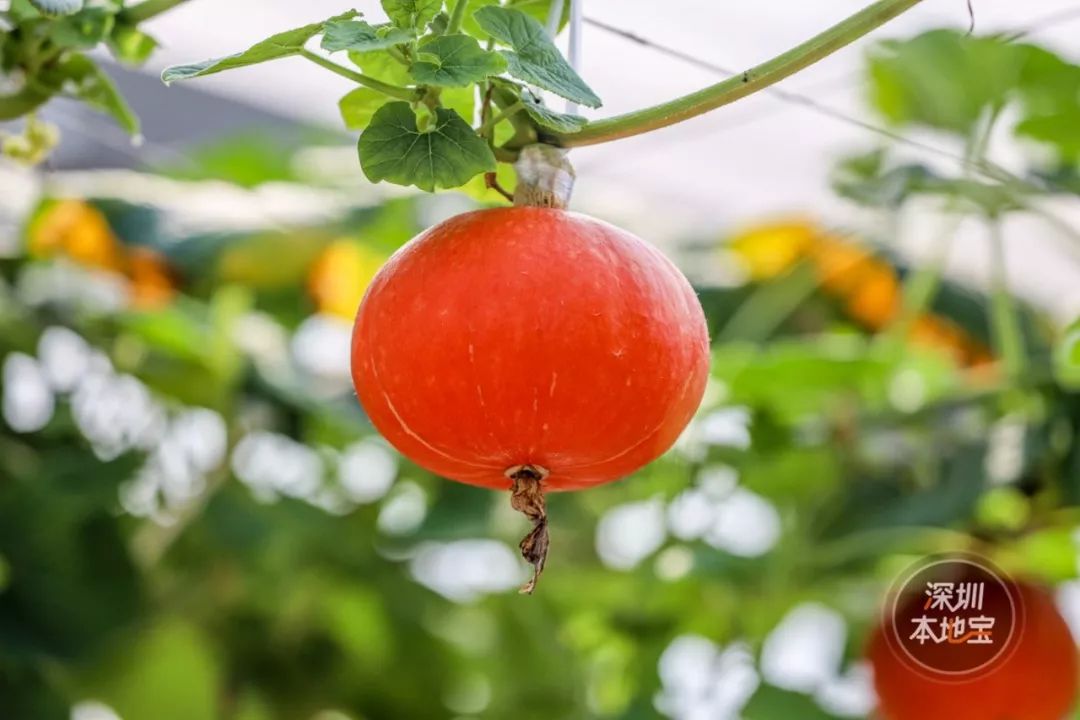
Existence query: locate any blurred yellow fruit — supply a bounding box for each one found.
[729,220,816,279]
[28,199,123,272]
[127,247,177,309]
[307,240,385,319]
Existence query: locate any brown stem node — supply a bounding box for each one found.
[506,464,549,594]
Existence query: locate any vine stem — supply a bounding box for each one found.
[538,0,924,149]
[122,0,190,23]
[987,219,1027,383]
[299,50,418,101]
[447,0,470,34]
[480,102,524,135]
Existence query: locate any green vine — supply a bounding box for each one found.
[162,0,925,193]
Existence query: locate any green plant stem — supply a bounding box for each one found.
[538,0,923,149]
[447,0,470,34]
[880,109,999,349]
[987,220,1026,383]
[123,0,189,23]
[480,102,523,135]
[300,49,418,101]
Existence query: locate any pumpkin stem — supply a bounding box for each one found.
[506,464,550,594]
[512,144,575,210]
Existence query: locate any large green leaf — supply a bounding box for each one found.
[410,34,506,87]
[161,11,358,82]
[357,101,495,191]
[381,0,442,29]
[867,30,1020,134]
[321,20,414,53]
[473,6,601,108]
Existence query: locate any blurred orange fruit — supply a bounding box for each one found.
[868,580,1079,720]
[126,247,177,309]
[28,199,123,272]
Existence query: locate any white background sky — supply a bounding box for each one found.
[135,1,1080,319]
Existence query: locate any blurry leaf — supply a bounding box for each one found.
[339,87,391,130]
[0,444,143,661]
[161,10,359,82]
[1011,527,1079,582]
[832,151,1021,214]
[1017,112,1080,160]
[414,481,494,540]
[160,131,303,188]
[410,34,506,87]
[49,7,114,49]
[321,19,415,53]
[473,6,601,108]
[974,487,1030,532]
[108,23,159,65]
[1015,45,1080,162]
[358,101,495,191]
[55,54,139,135]
[831,149,928,208]
[1056,318,1080,388]
[381,0,442,29]
[77,619,220,720]
[0,665,68,720]
[823,444,986,538]
[27,0,82,16]
[868,30,1020,134]
[318,582,395,670]
[741,447,841,506]
[743,685,842,720]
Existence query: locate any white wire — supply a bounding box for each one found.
[567,0,583,115]
[544,0,565,38]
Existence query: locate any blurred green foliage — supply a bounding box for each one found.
[0,21,1078,720]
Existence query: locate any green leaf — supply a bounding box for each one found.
[349,49,412,86]
[339,87,390,130]
[519,87,587,132]
[321,20,414,53]
[57,55,139,135]
[357,101,495,191]
[381,0,442,30]
[28,0,83,16]
[161,10,358,82]
[867,30,1020,134]
[108,23,159,65]
[473,6,601,108]
[410,34,506,87]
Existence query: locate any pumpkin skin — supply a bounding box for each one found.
[868,580,1079,720]
[351,207,710,491]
